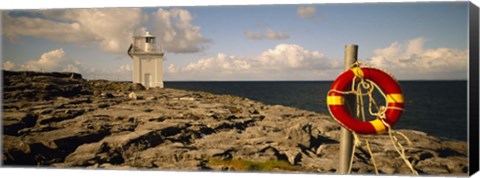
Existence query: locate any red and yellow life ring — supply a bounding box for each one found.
[327,67,404,135]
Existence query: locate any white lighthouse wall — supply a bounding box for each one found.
[132,55,163,88]
[132,57,141,83]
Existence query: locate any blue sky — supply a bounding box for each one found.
[1,1,470,81]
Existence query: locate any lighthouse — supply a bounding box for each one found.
[127,32,164,88]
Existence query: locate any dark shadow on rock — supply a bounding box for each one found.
[310,135,338,150]
[259,146,290,164]
[38,109,85,125]
[437,148,464,157]
[213,149,235,160]
[3,113,38,136]
[198,159,212,170]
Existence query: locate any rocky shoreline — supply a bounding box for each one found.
[2,70,468,175]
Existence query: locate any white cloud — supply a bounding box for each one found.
[117,64,132,72]
[2,9,145,53]
[167,64,180,74]
[167,44,341,80]
[4,48,78,72]
[297,6,316,18]
[18,48,67,71]
[2,61,17,70]
[368,37,467,79]
[166,39,467,81]
[86,64,133,81]
[2,12,90,43]
[3,49,133,81]
[245,28,289,40]
[63,64,80,73]
[62,9,147,53]
[258,44,325,69]
[265,29,289,40]
[4,48,94,77]
[244,30,263,40]
[151,8,209,53]
[2,8,208,54]
[184,53,251,73]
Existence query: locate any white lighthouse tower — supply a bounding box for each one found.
[128,31,164,88]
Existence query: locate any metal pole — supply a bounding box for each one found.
[337,44,358,174]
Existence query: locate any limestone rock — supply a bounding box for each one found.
[131,83,146,91]
[100,92,114,98]
[128,92,138,100]
[3,112,37,135]
[1,70,468,176]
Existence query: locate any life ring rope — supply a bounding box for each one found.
[327,61,418,175]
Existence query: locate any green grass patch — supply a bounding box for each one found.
[208,159,298,172]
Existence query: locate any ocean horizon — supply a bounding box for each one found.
[161,80,468,82]
[164,80,468,141]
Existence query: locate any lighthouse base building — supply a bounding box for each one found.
[130,54,164,88]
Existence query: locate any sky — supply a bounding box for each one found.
[1,1,471,81]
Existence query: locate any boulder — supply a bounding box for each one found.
[128,92,138,100]
[131,83,146,91]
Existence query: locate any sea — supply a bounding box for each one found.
[164,81,468,141]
